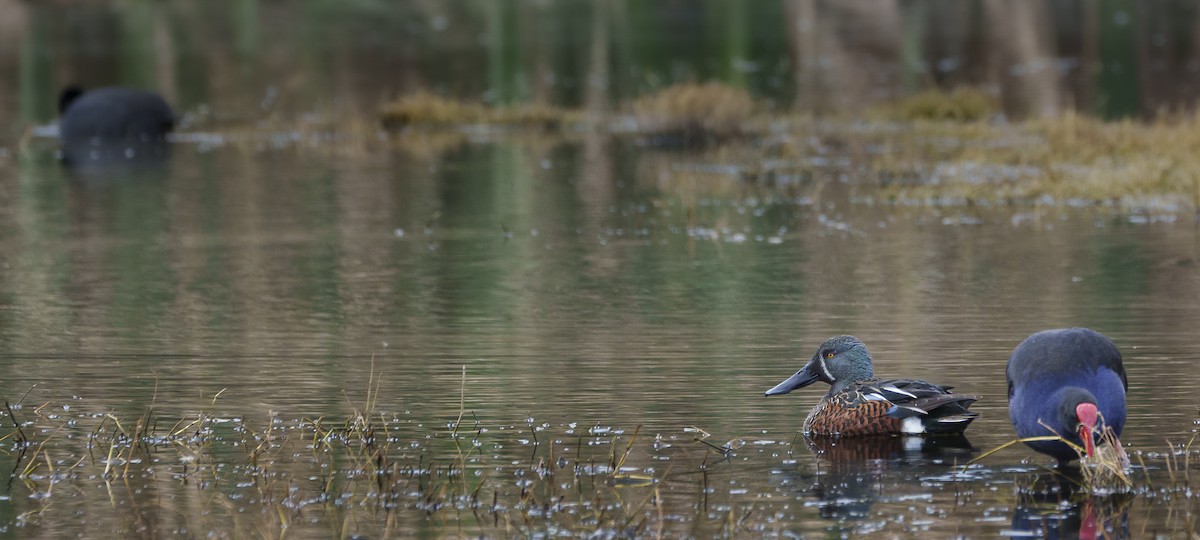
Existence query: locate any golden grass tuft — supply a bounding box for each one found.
[886,87,998,122]
[968,422,1132,494]
[379,92,576,130]
[380,92,490,127]
[1077,425,1132,492]
[630,82,756,142]
[828,109,1200,207]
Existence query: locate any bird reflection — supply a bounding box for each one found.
[61,138,172,182]
[787,434,975,521]
[1009,471,1132,540]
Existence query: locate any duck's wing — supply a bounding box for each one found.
[859,379,979,434]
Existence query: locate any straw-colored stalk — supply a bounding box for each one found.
[1077,425,1132,491]
[967,420,1131,493]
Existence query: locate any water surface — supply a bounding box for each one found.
[0,138,1196,536]
[0,1,1199,537]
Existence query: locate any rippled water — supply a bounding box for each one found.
[0,137,1196,536]
[3,0,1200,536]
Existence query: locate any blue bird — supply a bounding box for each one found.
[1007,328,1127,465]
[58,86,175,143]
[57,86,176,167]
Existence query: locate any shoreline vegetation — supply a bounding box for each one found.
[378,83,1200,211]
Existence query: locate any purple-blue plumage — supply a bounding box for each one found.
[59,86,175,142]
[1006,328,1127,464]
[56,86,176,168]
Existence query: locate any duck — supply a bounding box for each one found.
[1007,328,1127,465]
[58,85,175,143]
[764,335,979,436]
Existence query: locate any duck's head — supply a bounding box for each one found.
[1056,387,1101,458]
[765,335,874,396]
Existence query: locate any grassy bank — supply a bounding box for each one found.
[379,84,1200,210]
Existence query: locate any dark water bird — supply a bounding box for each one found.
[1007,328,1127,465]
[59,86,175,142]
[764,335,979,436]
[57,86,175,168]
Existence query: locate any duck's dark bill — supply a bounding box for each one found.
[764,365,820,396]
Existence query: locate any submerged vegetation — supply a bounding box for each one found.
[375,82,1200,210]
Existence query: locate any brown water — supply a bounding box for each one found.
[1,1,1200,537]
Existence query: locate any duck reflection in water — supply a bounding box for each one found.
[780,434,975,522]
[1009,472,1131,539]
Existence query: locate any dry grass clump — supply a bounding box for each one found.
[792,109,1200,207]
[369,87,1200,207]
[886,87,998,122]
[630,82,757,143]
[380,83,759,143]
[966,421,1131,494]
[380,92,490,127]
[380,92,575,130]
[1077,426,1132,493]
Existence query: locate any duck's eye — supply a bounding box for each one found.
[824,351,835,359]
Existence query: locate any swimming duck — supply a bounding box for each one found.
[765,335,978,436]
[1007,328,1127,465]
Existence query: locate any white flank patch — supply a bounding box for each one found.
[882,385,918,399]
[902,417,926,434]
[936,415,971,423]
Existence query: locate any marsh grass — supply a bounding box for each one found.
[864,110,1200,207]
[2,373,1198,536]
[23,83,1200,208]
[379,92,578,131]
[13,80,1200,209]
[967,419,1133,495]
[881,87,999,122]
[628,82,757,143]
[0,406,1192,537]
[1077,425,1133,492]
[370,86,1200,208]
[0,369,770,537]
[378,82,760,144]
